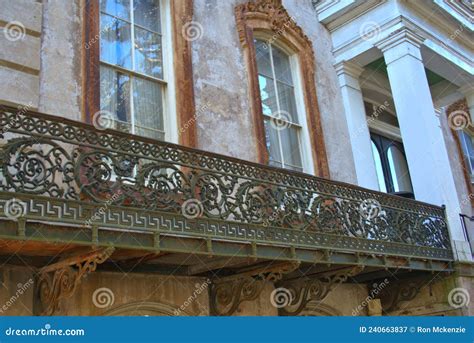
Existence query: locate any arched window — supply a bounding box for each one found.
[235,0,329,177]
[255,39,304,171]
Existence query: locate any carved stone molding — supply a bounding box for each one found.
[37,247,114,316]
[276,265,364,316]
[234,0,330,178]
[210,261,300,316]
[235,0,313,58]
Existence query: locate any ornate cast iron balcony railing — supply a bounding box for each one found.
[0,106,453,267]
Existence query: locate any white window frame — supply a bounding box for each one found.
[254,32,315,175]
[99,0,178,143]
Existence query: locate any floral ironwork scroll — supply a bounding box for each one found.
[0,107,452,258]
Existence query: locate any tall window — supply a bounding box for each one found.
[100,0,166,140]
[371,133,413,197]
[458,130,474,183]
[255,39,305,172]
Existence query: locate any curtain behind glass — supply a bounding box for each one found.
[133,77,164,140]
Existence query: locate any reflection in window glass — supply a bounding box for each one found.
[133,0,161,32]
[100,65,131,129]
[264,119,282,168]
[255,39,303,172]
[258,75,278,116]
[133,77,164,140]
[101,0,130,20]
[100,14,132,69]
[371,141,387,193]
[387,146,413,193]
[458,130,474,179]
[371,133,413,196]
[100,0,165,140]
[134,27,163,78]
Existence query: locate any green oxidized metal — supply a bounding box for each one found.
[0,106,453,262]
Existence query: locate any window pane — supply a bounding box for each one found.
[272,46,293,85]
[100,0,130,20]
[258,75,278,116]
[387,146,413,193]
[100,14,132,69]
[371,141,387,193]
[133,77,164,140]
[276,81,298,124]
[134,27,163,78]
[100,66,131,130]
[133,0,161,32]
[459,131,474,174]
[280,126,302,171]
[255,40,272,78]
[264,119,282,166]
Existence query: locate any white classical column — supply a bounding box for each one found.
[377,28,470,258]
[335,61,379,191]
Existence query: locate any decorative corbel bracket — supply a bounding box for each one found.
[276,265,364,316]
[37,247,115,316]
[370,274,443,314]
[210,261,300,316]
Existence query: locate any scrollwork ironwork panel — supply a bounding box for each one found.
[0,106,452,258]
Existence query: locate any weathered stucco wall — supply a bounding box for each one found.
[57,271,210,316]
[0,266,35,316]
[0,0,42,109]
[192,0,258,162]
[38,0,83,120]
[0,0,82,119]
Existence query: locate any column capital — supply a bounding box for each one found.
[376,28,425,65]
[334,61,364,78]
[334,61,364,91]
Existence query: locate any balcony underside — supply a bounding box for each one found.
[0,199,453,276]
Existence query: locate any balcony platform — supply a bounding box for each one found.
[0,105,454,279]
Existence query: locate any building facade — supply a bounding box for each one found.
[0,0,473,316]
